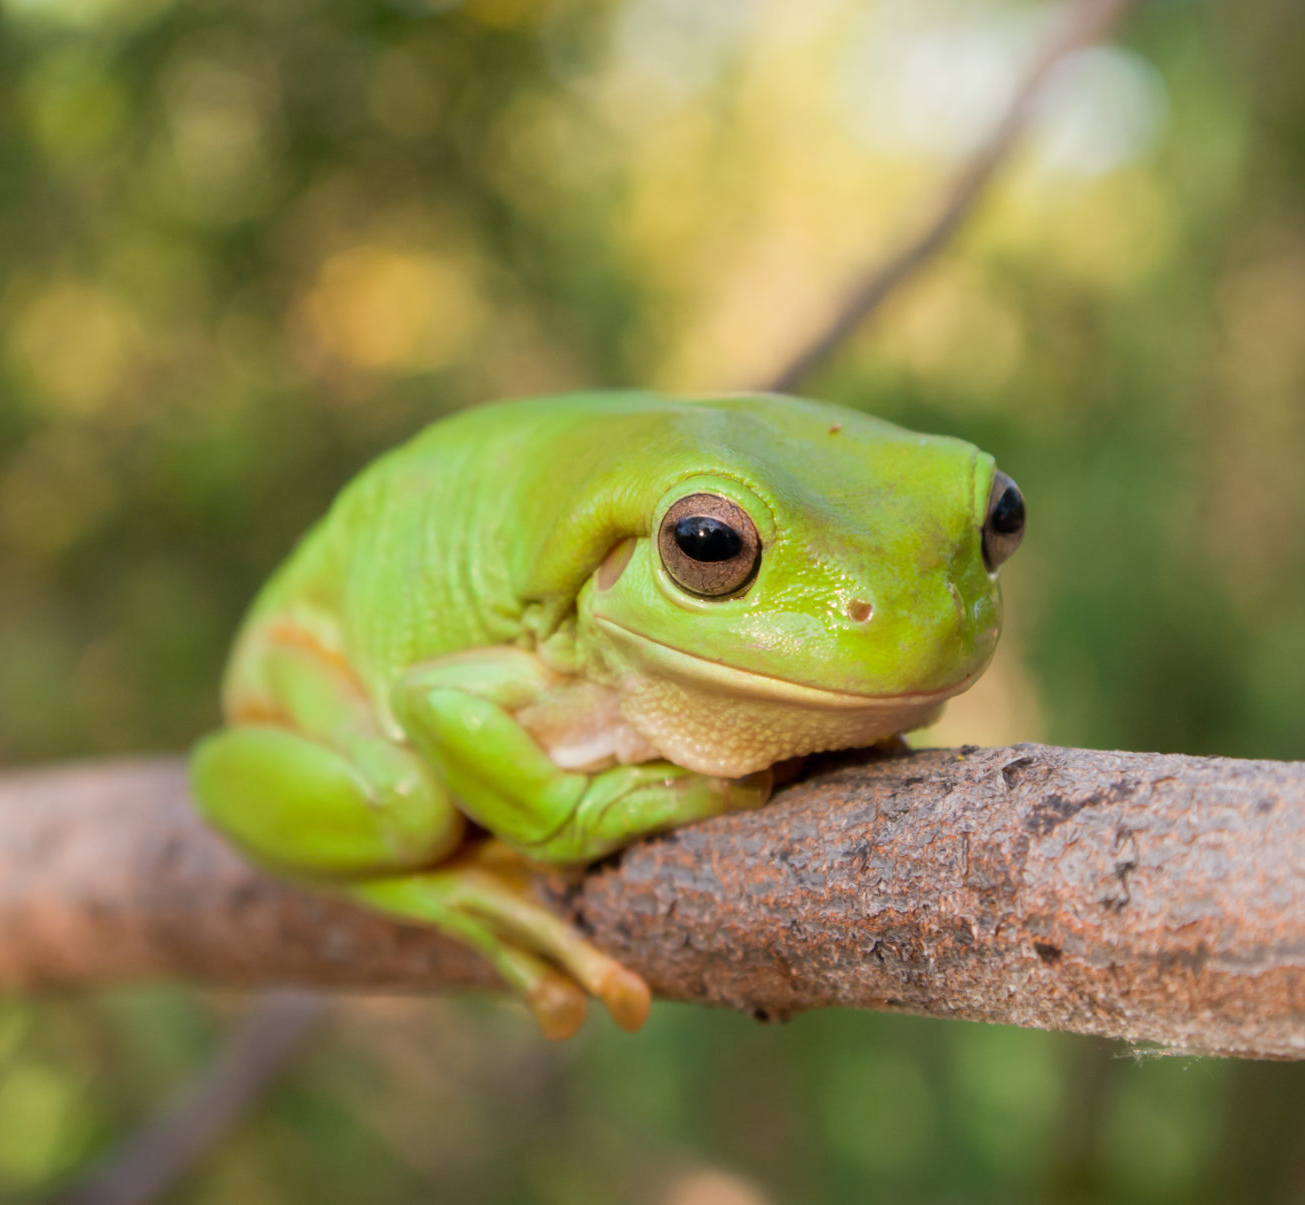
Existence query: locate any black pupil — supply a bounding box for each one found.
[990,486,1025,535]
[673,515,742,562]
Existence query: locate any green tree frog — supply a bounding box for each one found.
[191,392,1024,1037]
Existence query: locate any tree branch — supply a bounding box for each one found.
[765,0,1144,394]
[49,989,328,1205]
[5,744,1304,1060]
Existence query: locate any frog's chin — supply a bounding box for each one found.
[590,616,975,777]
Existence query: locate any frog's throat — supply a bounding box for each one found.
[591,616,972,777]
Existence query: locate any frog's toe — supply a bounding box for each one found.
[446,865,654,1033]
[522,944,645,1036]
[596,964,652,1032]
[527,970,589,1040]
[488,938,590,1039]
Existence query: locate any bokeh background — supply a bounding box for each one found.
[2,0,1304,1200]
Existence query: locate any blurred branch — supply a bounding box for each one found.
[5,745,1305,1060]
[766,0,1144,393]
[49,990,328,1205]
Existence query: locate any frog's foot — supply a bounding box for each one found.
[350,852,650,1039]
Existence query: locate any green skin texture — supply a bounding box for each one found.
[191,392,1006,1035]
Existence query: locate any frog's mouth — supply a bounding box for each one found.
[592,616,973,709]
[591,616,975,776]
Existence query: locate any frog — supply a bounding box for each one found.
[190,391,1025,1038]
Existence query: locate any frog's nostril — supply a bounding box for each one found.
[847,598,873,623]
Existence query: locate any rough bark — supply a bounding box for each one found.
[3,743,1303,1059]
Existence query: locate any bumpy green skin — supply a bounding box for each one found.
[191,392,1007,1035]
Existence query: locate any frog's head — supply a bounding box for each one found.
[573,394,1025,776]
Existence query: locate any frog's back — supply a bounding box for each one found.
[221,393,677,721]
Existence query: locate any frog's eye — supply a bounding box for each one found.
[658,493,761,598]
[983,470,1025,570]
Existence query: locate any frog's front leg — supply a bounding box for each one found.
[390,649,773,863]
[345,648,772,1032]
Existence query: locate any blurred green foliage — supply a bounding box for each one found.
[2,0,1304,1201]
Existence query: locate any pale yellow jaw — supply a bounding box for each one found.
[592,617,966,777]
